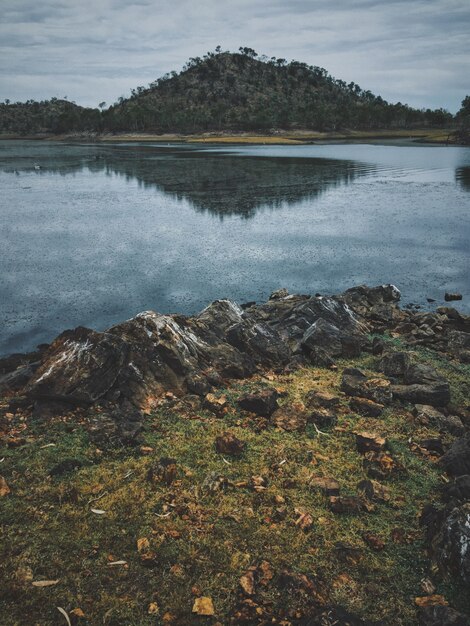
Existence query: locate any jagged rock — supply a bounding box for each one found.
[341,369,392,405]
[203,393,228,416]
[236,388,279,416]
[418,605,470,626]
[426,503,470,586]
[311,476,340,497]
[439,433,470,476]
[419,438,445,455]
[88,409,144,447]
[300,318,363,362]
[355,431,386,454]
[305,390,340,410]
[271,404,307,431]
[371,336,386,355]
[349,396,384,417]
[269,288,289,300]
[445,293,463,302]
[215,431,246,456]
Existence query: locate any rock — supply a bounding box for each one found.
[215,431,246,456]
[269,288,289,300]
[329,495,366,514]
[439,415,466,437]
[442,475,470,504]
[355,431,386,454]
[392,383,450,407]
[371,336,386,355]
[341,369,392,405]
[203,393,228,416]
[271,403,307,431]
[311,476,340,497]
[379,351,411,378]
[309,408,337,429]
[49,459,84,477]
[147,458,177,485]
[418,605,470,626]
[349,397,384,417]
[300,318,363,362]
[88,409,144,447]
[236,388,279,416]
[357,479,390,502]
[439,433,470,476]
[445,293,463,302]
[435,503,470,584]
[305,390,340,409]
[419,438,445,456]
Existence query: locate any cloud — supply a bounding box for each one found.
[0,0,468,111]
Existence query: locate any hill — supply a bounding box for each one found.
[103,48,452,133]
[0,48,456,136]
[0,98,100,135]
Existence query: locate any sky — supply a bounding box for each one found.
[1,0,469,113]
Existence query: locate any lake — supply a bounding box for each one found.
[0,139,469,356]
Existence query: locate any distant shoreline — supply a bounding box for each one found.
[0,127,461,146]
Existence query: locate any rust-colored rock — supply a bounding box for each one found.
[215,431,246,456]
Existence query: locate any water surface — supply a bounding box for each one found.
[0,140,469,355]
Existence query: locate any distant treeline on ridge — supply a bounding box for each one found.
[1,47,469,136]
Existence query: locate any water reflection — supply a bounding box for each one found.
[456,166,470,191]
[2,144,371,218]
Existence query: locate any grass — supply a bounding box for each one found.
[1,343,468,625]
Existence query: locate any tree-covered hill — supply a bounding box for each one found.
[0,48,462,135]
[103,48,453,133]
[0,98,101,135]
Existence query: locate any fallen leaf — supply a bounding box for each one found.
[90,508,106,515]
[415,595,448,607]
[70,608,85,618]
[148,602,160,615]
[295,509,314,531]
[137,537,150,552]
[0,475,10,497]
[240,569,256,595]
[32,579,60,587]
[192,597,215,616]
[57,607,72,626]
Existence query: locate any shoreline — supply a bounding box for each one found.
[0,127,460,145]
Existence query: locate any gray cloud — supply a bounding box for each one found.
[0,0,468,111]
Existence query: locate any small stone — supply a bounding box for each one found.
[355,431,386,454]
[444,293,462,302]
[329,495,365,514]
[215,431,246,456]
[236,388,279,417]
[203,393,228,416]
[147,457,177,485]
[311,476,340,497]
[349,397,384,417]
[271,403,307,431]
[357,479,390,502]
[305,390,340,409]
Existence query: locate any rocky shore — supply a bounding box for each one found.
[1,284,469,625]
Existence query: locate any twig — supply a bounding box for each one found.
[221,457,231,465]
[87,490,108,505]
[155,512,172,518]
[313,423,329,436]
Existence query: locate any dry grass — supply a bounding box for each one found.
[0,341,468,625]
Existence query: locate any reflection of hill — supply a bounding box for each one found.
[456,166,470,191]
[5,145,373,218]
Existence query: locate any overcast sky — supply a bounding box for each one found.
[1,0,469,112]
